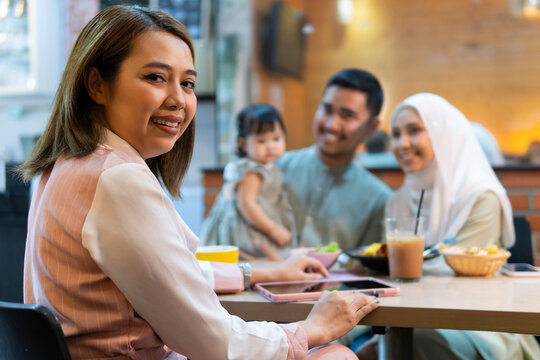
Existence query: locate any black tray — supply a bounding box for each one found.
[344,245,440,274]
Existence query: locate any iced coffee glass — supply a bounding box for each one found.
[385,216,427,282]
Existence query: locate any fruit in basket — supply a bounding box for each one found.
[441,245,510,276]
[444,245,500,256]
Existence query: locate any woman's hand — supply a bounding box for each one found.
[250,255,329,284]
[299,291,379,347]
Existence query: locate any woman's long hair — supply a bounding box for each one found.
[18,5,195,197]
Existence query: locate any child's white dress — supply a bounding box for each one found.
[201,158,296,258]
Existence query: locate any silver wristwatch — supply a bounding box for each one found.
[238,262,252,290]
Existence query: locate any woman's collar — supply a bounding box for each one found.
[101,128,147,166]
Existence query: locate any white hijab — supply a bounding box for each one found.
[471,122,506,166]
[386,93,514,248]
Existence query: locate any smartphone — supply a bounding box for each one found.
[254,276,399,303]
[501,263,540,277]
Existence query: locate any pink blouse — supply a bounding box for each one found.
[24,129,307,359]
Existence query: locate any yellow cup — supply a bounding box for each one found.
[195,245,239,263]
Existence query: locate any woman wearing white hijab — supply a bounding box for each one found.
[385,93,540,360]
[387,93,514,249]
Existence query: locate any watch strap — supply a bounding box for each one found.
[238,262,252,290]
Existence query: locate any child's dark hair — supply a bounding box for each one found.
[236,103,286,157]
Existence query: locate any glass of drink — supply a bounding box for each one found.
[385,216,427,282]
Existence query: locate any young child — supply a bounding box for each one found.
[201,103,296,260]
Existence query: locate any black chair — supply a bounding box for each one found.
[506,217,540,344]
[0,301,72,360]
[507,216,534,265]
[0,163,30,302]
[0,217,27,302]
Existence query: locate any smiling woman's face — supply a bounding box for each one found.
[92,30,197,160]
[390,107,434,173]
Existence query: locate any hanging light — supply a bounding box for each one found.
[523,0,540,17]
[337,0,353,24]
[509,0,540,18]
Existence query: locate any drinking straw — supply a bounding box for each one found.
[414,189,425,235]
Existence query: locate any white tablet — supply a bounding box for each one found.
[501,263,540,277]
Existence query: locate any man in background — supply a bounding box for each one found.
[276,68,392,250]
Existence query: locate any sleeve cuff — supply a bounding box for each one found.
[278,323,308,360]
[210,262,243,293]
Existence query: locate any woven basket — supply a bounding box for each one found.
[442,250,510,276]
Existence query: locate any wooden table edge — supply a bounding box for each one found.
[219,298,540,335]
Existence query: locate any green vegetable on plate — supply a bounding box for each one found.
[316,242,340,253]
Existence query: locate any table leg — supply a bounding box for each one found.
[377,327,413,360]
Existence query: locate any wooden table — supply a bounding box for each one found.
[219,261,540,359]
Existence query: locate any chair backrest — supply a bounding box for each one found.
[505,218,539,345]
[0,218,27,303]
[507,216,534,265]
[0,301,72,360]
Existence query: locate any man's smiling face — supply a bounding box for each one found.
[313,85,378,166]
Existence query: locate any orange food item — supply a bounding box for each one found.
[357,243,388,257]
[444,245,501,256]
[378,243,388,257]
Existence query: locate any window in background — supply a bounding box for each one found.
[215,0,252,165]
[160,0,202,39]
[158,0,214,96]
[100,0,149,9]
[0,0,64,98]
[0,0,30,94]
[100,0,214,96]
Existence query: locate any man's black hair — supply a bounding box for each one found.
[325,68,383,117]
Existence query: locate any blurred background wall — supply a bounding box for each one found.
[248,0,540,156]
[1,0,540,236]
